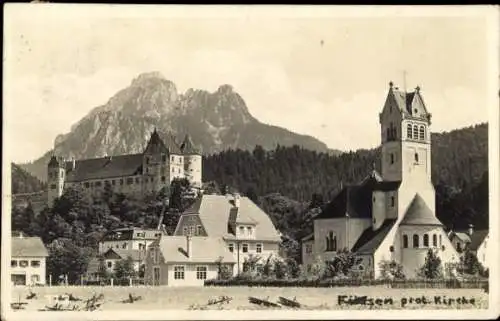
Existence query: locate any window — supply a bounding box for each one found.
[413,234,419,248]
[431,234,437,247]
[162,154,166,162]
[457,243,462,252]
[107,262,112,268]
[390,153,394,164]
[228,243,234,253]
[183,227,188,236]
[161,176,166,182]
[242,243,249,253]
[419,126,425,140]
[127,178,133,185]
[414,153,419,163]
[247,227,252,236]
[112,180,116,186]
[239,226,245,235]
[256,243,263,253]
[31,260,40,267]
[146,156,150,165]
[122,243,127,249]
[139,243,145,250]
[439,234,442,246]
[120,179,124,185]
[84,182,90,188]
[196,266,207,280]
[326,231,337,252]
[306,244,312,254]
[407,124,413,139]
[19,260,28,268]
[423,234,429,247]
[146,168,149,174]
[413,125,418,138]
[391,196,395,207]
[196,225,203,236]
[104,180,110,186]
[11,260,17,267]
[403,235,408,248]
[174,266,185,280]
[95,181,102,187]
[358,264,364,271]
[50,184,57,189]
[389,246,394,252]
[135,177,140,184]
[171,156,175,162]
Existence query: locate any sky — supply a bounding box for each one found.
[3,5,498,163]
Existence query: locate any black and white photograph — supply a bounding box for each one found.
[2,4,499,320]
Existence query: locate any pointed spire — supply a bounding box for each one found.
[389,81,394,89]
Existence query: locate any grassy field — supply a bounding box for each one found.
[10,285,488,311]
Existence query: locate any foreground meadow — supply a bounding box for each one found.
[10,285,488,311]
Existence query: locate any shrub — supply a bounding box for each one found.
[378,260,405,280]
[417,249,444,279]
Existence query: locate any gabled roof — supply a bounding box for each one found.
[451,232,471,243]
[301,233,314,242]
[372,181,402,192]
[468,230,488,251]
[352,219,397,254]
[400,194,443,226]
[182,194,281,242]
[157,130,183,155]
[180,134,201,155]
[101,228,164,242]
[315,184,373,219]
[12,236,48,257]
[64,154,143,182]
[104,248,143,261]
[157,236,236,264]
[143,129,183,155]
[388,86,430,120]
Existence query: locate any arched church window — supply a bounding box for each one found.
[439,234,442,246]
[390,154,394,164]
[413,234,419,248]
[403,235,408,248]
[326,231,337,252]
[419,125,425,140]
[433,234,437,247]
[414,153,419,163]
[407,124,413,139]
[391,196,395,207]
[413,125,418,138]
[386,128,390,141]
[423,234,429,247]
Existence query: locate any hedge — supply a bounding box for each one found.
[204,278,488,289]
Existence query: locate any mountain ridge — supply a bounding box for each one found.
[19,71,336,181]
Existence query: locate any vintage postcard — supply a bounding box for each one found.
[2,4,499,320]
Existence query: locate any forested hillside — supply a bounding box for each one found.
[11,163,46,194]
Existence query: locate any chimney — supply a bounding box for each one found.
[233,193,240,208]
[467,224,474,236]
[186,235,193,258]
[71,158,76,170]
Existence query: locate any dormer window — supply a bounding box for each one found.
[247,226,252,236]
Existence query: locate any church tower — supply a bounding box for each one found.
[47,155,66,207]
[379,82,435,217]
[180,134,202,188]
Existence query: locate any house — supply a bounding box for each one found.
[449,226,489,270]
[101,248,144,273]
[173,193,282,275]
[303,82,460,279]
[144,235,235,286]
[11,233,49,286]
[98,227,164,254]
[46,129,202,206]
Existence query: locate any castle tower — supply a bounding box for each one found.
[47,155,66,206]
[378,82,435,217]
[142,128,170,193]
[180,134,202,188]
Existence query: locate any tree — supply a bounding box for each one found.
[114,256,136,279]
[378,260,405,280]
[242,254,261,275]
[323,249,362,278]
[215,256,233,280]
[273,258,288,280]
[285,257,301,279]
[459,248,483,276]
[418,249,444,279]
[46,238,94,284]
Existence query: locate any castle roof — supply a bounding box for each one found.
[352,219,397,254]
[64,154,143,182]
[144,129,183,155]
[400,194,443,226]
[181,194,281,242]
[12,236,48,257]
[180,134,201,155]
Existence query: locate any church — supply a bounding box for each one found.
[301,82,460,279]
[46,129,203,206]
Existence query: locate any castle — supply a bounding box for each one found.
[302,82,460,278]
[47,129,202,206]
